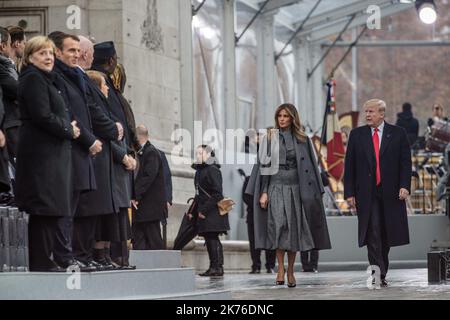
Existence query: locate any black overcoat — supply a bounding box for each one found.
[76,75,120,217]
[0,86,10,193]
[53,60,96,192]
[133,141,166,222]
[344,123,412,247]
[0,55,21,130]
[15,65,74,216]
[193,162,230,235]
[92,65,133,209]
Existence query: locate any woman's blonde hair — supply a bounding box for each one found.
[273,103,308,143]
[23,36,56,67]
[86,70,107,89]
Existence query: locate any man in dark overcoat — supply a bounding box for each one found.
[131,125,166,250]
[344,99,412,287]
[0,27,20,166]
[0,86,10,193]
[49,32,103,271]
[92,42,136,268]
[73,36,124,269]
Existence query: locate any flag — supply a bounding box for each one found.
[321,79,345,181]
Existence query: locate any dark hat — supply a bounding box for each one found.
[93,41,116,59]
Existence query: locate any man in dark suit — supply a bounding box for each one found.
[131,125,166,250]
[344,99,411,287]
[49,32,103,271]
[158,147,172,249]
[73,36,124,270]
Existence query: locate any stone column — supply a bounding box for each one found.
[310,43,325,132]
[179,0,195,155]
[255,11,278,130]
[223,0,237,132]
[294,37,312,130]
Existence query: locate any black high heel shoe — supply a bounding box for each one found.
[275,270,285,285]
[287,273,296,288]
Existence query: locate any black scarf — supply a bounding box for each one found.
[55,59,86,96]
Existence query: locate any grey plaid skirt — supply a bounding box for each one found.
[266,168,315,252]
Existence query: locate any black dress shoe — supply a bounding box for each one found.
[199,267,223,277]
[119,264,136,270]
[93,258,115,270]
[88,260,105,271]
[33,264,66,272]
[371,278,388,287]
[83,261,102,272]
[266,268,275,274]
[74,259,97,273]
[58,259,80,271]
[249,268,261,274]
[49,266,66,272]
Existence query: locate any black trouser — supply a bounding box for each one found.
[301,249,319,270]
[73,215,98,264]
[132,221,164,250]
[247,219,276,270]
[366,185,390,279]
[28,215,59,271]
[53,191,80,265]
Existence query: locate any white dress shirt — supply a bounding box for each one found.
[371,121,385,150]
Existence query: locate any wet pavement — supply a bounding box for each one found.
[195,269,450,300]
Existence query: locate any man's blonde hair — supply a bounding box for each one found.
[363,99,386,114]
[23,36,56,66]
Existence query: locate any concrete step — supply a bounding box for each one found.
[316,260,427,272]
[182,240,253,273]
[129,250,181,269]
[155,290,232,300]
[0,268,196,300]
[120,290,232,300]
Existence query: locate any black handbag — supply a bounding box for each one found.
[320,170,330,187]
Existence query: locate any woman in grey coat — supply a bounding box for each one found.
[246,103,331,287]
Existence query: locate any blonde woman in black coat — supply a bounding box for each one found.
[16,36,80,271]
[191,145,229,277]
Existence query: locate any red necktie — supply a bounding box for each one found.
[372,128,381,186]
